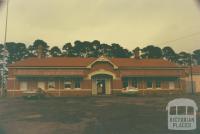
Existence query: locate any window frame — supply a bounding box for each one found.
[131,79,138,89]
[64,80,72,89]
[48,81,56,90]
[156,80,161,89]
[122,79,129,89]
[170,106,177,115]
[177,106,187,115]
[74,79,81,89]
[20,81,28,91]
[147,80,153,89]
[187,106,194,115]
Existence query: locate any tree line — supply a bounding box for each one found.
[0,39,200,66]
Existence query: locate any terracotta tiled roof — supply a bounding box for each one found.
[120,69,184,77]
[8,57,181,68]
[8,57,96,67]
[15,69,85,76]
[109,58,180,68]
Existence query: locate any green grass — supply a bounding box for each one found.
[0,94,199,134]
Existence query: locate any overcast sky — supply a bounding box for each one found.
[0,0,200,52]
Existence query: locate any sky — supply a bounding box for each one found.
[0,0,200,52]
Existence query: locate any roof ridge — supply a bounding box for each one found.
[8,56,181,68]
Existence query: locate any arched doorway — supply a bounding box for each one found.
[91,74,113,95]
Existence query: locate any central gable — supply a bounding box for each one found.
[87,56,118,69]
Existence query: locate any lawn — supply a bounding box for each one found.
[0,94,199,134]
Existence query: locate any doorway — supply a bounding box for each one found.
[96,79,106,95]
[91,74,112,95]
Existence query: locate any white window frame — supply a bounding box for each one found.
[48,81,56,90]
[64,80,72,90]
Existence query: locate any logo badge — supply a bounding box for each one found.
[166,98,198,130]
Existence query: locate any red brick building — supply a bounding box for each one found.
[185,66,200,93]
[7,56,186,96]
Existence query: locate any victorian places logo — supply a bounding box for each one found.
[166,98,198,130]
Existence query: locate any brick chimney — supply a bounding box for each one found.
[134,47,140,59]
[37,45,45,59]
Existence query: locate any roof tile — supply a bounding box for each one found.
[8,57,181,68]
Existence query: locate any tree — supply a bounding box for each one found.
[30,39,49,57]
[27,45,36,57]
[110,43,132,58]
[2,38,198,66]
[0,44,3,60]
[177,51,191,65]
[82,41,95,57]
[49,46,62,57]
[162,46,178,62]
[132,47,140,58]
[90,40,102,57]
[6,42,28,63]
[62,43,74,57]
[141,45,162,59]
[101,43,112,57]
[73,40,85,57]
[73,40,95,57]
[122,48,132,58]
[193,49,200,65]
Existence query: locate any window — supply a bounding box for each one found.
[132,79,138,88]
[122,79,129,88]
[177,106,186,115]
[156,80,161,89]
[48,81,55,89]
[64,80,72,89]
[75,80,81,89]
[37,81,45,90]
[20,81,28,91]
[170,106,176,115]
[147,80,153,89]
[169,81,175,89]
[187,106,194,115]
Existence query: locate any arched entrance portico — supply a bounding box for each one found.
[91,74,113,95]
[87,69,116,95]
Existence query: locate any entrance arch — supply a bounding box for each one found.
[90,73,113,95]
[87,69,117,80]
